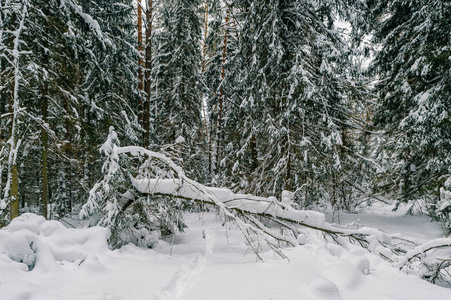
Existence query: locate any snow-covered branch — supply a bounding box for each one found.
[81,128,451,283]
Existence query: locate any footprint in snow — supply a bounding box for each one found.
[158,227,215,300]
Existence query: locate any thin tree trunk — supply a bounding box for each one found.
[6,3,28,221]
[201,0,209,136]
[10,164,18,220]
[137,0,144,129]
[200,1,212,176]
[143,0,153,148]
[64,99,72,214]
[41,83,49,219]
[41,30,49,219]
[216,9,229,172]
[285,152,292,191]
[250,134,257,171]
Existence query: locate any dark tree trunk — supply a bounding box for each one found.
[143,0,153,148]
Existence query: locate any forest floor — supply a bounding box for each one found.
[1,203,451,300]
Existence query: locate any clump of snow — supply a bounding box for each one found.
[281,190,295,206]
[0,213,110,275]
[306,278,343,299]
[348,256,371,275]
[5,213,46,234]
[175,136,185,144]
[438,176,451,212]
[2,231,37,269]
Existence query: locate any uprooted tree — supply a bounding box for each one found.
[81,128,451,285]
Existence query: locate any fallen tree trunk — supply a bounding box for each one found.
[81,128,451,283]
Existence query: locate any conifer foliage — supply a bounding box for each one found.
[152,0,207,182]
[0,0,449,248]
[0,0,141,224]
[211,0,364,212]
[370,0,451,209]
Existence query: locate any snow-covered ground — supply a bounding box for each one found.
[1,208,450,300]
[327,202,444,242]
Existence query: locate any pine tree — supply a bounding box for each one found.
[81,127,187,248]
[55,0,142,214]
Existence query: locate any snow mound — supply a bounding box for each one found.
[349,256,371,275]
[306,278,343,300]
[0,213,110,273]
[3,231,37,269]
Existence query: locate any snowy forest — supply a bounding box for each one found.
[1,0,451,298]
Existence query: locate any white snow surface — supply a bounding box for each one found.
[1,211,451,300]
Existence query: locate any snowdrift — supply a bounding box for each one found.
[1,212,451,299]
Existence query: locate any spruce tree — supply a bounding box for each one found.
[217,0,363,211]
[370,0,451,208]
[1,0,142,222]
[152,0,207,182]
[203,0,239,181]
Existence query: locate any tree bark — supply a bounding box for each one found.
[216,9,229,172]
[137,0,144,129]
[6,4,28,221]
[201,2,209,137]
[41,82,49,219]
[41,29,49,219]
[64,98,72,214]
[143,0,153,148]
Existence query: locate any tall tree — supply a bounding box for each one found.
[214,0,364,208]
[152,0,207,181]
[370,0,451,207]
[203,0,239,181]
[0,0,29,222]
[138,0,144,130]
[143,0,153,147]
[1,0,143,222]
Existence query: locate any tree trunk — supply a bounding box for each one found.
[41,32,49,219]
[201,0,209,135]
[7,65,19,221]
[285,153,292,191]
[10,164,19,220]
[201,1,211,176]
[41,83,49,219]
[6,4,28,221]
[143,0,153,148]
[250,134,258,171]
[216,9,229,173]
[64,99,72,214]
[137,0,144,129]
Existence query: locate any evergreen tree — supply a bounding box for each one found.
[69,0,141,212]
[216,0,365,211]
[81,127,187,248]
[152,0,207,182]
[1,0,142,223]
[0,0,30,223]
[370,0,451,208]
[203,0,238,180]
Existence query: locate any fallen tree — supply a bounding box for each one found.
[81,127,451,284]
